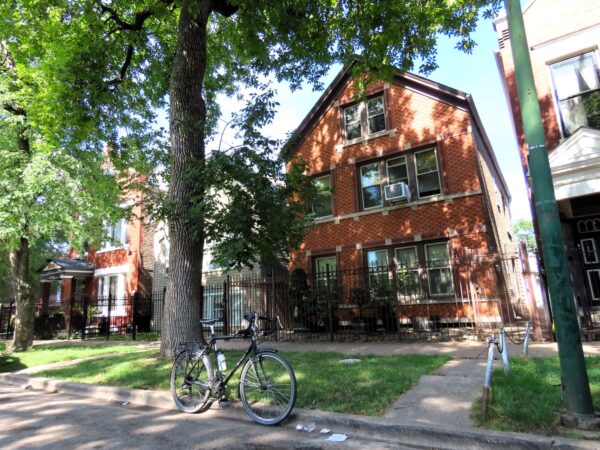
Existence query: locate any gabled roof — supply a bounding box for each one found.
[40,258,96,281]
[286,62,511,201]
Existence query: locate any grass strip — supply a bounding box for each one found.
[472,356,600,434]
[35,349,449,416]
[0,343,145,374]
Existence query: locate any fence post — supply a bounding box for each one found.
[326,265,334,342]
[81,296,87,341]
[106,294,112,341]
[132,292,139,341]
[7,300,14,339]
[223,277,229,336]
[523,321,532,356]
[67,295,74,340]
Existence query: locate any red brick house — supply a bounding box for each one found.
[494,0,600,327]
[39,191,154,333]
[287,64,520,331]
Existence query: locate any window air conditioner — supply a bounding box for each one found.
[384,182,410,202]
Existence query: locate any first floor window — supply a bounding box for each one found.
[587,269,600,304]
[97,274,126,315]
[415,148,441,197]
[425,242,453,296]
[394,247,421,297]
[581,239,599,264]
[315,256,337,290]
[49,281,62,305]
[367,250,392,298]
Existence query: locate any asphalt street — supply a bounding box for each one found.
[0,383,408,450]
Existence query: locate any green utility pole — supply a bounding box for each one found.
[504,0,598,427]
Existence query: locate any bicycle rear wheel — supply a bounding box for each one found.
[239,350,296,426]
[170,351,214,413]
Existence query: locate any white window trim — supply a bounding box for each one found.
[342,94,387,144]
[414,147,442,199]
[582,238,599,264]
[94,264,129,277]
[548,50,600,139]
[97,273,126,316]
[586,269,600,301]
[366,96,387,135]
[424,242,454,297]
[98,218,129,253]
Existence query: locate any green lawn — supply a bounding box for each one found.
[34,349,449,416]
[472,356,600,434]
[0,343,146,374]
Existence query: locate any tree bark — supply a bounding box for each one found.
[9,236,34,352]
[161,1,211,358]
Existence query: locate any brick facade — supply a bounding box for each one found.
[288,66,517,323]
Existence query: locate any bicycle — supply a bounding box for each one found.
[170,311,297,426]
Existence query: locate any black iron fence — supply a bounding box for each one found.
[18,252,552,342]
[0,301,15,339]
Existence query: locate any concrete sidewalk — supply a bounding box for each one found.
[2,338,599,449]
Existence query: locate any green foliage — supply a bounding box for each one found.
[513,219,537,251]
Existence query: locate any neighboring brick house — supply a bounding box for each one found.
[286,64,520,329]
[39,191,153,327]
[494,0,600,327]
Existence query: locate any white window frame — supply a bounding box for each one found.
[97,273,126,316]
[581,238,599,264]
[100,218,129,251]
[586,269,600,302]
[313,174,333,218]
[342,94,387,143]
[414,148,442,199]
[367,96,386,135]
[548,50,600,138]
[425,242,454,297]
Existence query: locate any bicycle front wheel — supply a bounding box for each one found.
[170,351,214,413]
[239,350,297,426]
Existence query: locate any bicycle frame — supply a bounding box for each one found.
[202,321,264,390]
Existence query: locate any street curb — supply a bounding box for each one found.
[1,372,596,449]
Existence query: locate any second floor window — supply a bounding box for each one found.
[550,52,600,137]
[343,95,386,142]
[358,148,441,210]
[415,148,441,197]
[313,175,333,217]
[101,219,128,250]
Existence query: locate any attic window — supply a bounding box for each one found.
[342,94,387,142]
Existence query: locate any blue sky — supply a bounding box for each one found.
[208,12,533,223]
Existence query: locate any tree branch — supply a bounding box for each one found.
[211,0,238,17]
[107,44,135,86]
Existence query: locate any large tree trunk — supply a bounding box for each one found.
[160,1,211,358]
[9,236,34,352]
